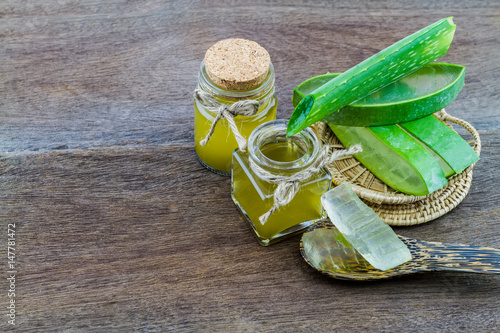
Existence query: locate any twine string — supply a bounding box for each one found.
[194,89,261,151]
[250,144,363,225]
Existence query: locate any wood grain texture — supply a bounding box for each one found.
[0,0,499,332]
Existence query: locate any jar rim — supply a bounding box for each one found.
[248,119,320,171]
[198,60,275,99]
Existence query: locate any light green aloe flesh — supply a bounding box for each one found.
[400,116,479,174]
[329,123,448,196]
[292,63,465,126]
[287,17,456,136]
[321,184,412,271]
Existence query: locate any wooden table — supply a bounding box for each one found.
[1,1,499,332]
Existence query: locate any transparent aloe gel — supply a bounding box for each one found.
[320,184,412,271]
[302,226,374,273]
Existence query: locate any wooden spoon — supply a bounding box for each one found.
[300,220,500,281]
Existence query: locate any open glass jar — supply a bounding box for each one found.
[194,60,277,176]
[231,120,332,245]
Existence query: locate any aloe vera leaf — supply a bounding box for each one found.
[410,132,456,178]
[294,79,453,194]
[287,17,456,136]
[329,123,448,196]
[293,63,465,127]
[399,116,479,174]
[293,77,460,188]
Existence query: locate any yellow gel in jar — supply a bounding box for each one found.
[194,62,277,175]
[231,120,332,246]
[194,39,277,176]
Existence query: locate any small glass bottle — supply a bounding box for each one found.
[231,120,332,246]
[194,39,277,176]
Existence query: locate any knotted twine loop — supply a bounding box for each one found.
[194,89,261,152]
[250,144,363,225]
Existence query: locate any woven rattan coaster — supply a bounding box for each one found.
[312,110,481,226]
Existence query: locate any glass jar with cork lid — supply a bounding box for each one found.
[194,38,277,176]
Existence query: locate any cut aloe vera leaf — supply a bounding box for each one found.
[321,184,412,271]
[293,80,454,191]
[416,134,456,178]
[287,17,456,136]
[293,63,465,127]
[399,115,479,174]
[293,79,459,181]
[329,123,448,196]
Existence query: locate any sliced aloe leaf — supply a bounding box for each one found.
[329,123,448,196]
[399,116,479,174]
[287,17,456,136]
[293,63,465,127]
[294,79,470,194]
[409,132,456,178]
[294,78,457,195]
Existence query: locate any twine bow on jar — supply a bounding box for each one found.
[193,89,262,152]
[250,144,363,225]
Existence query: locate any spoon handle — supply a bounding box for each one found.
[403,237,500,274]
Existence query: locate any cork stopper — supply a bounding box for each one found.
[204,38,271,91]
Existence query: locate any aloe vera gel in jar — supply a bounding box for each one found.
[194,39,277,176]
[231,120,332,246]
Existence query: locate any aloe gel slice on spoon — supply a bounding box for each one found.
[320,184,412,271]
[287,17,456,136]
[301,220,500,280]
[292,63,465,127]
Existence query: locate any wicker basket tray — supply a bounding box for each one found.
[312,110,481,226]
